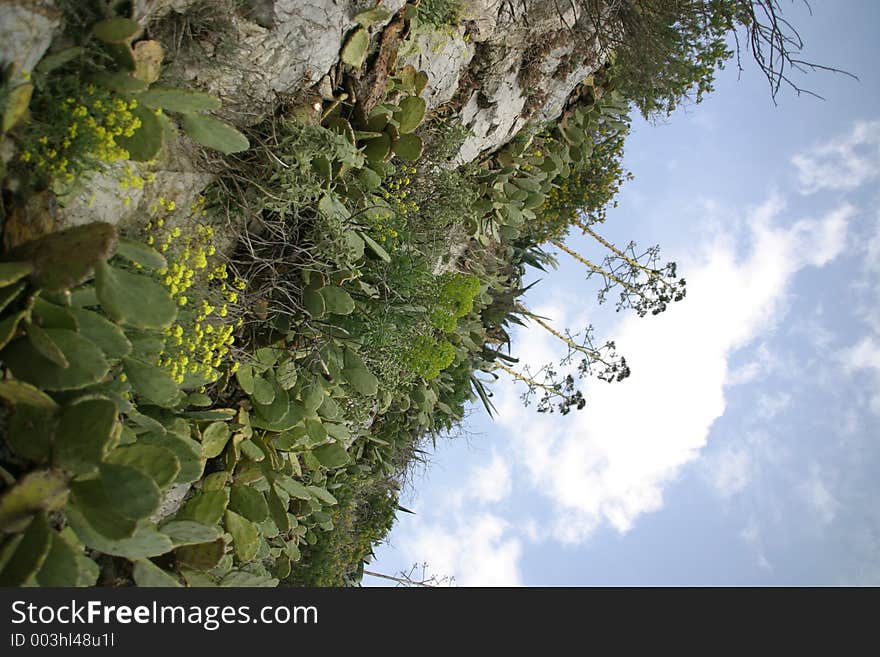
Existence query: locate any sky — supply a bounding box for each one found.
[369,1,880,586]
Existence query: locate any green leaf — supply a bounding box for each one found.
[25,321,68,367]
[265,485,290,532]
[68,307,132,359]
[229,485,269,523]
[392,132,423,161]
[176,489,229,525]
[35,46,83,75]
[0,512,51,585]
[275,477,311,500]
[302,287,325,319]
[95,260,177,330]
[115,237,167,270]
[0,282,25,314]
[200,421,230,459]
[116,103,164,162]
[312,442,350,469]
[1,330,109,391]
[319,286,355,315]
[0,470,68,534]
[394,95,426,134]
[92,17,142,43]
[306,485,337,506]
[33,297,76,329]
[54,398,117,475]
[35,532,80,586]
[342,366,378,396]
[0,379,58,409]
[138,431,204,484]
[89,71,148,93]
[65,506,173,558]
[98,462,161,520]
[138,86,221,113]
[133,559,181,586]
[251,375,275,405]
[123,356,180,407]
[7,405,55,462]
[235,364,254,394]
[341,27,370,67]
[159,520,222,546]
[353,7,390,27]
[363,132,391,162]
[69,480,137,540]
[224,510,259,562]
[0,261,33,285]
[2,83,32,133]
[180,114,249,155]
[175,538,226,571]
[106,443,180,488]
[9,222,117,292]
[357,230,391,262]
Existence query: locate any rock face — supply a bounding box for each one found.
[0,0,60,78]
[17,0,606,228]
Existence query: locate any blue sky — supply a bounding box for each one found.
[369,0,880,586]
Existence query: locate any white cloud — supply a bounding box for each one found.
[799,467,838,526]
[467,452,512,504]
[740,519,772,572]
[839,336,880,414]
[397,513,523,586]
[792,120,880,194]
[494,197,852,543]
[706,445,751,498]
[756,391,792,419]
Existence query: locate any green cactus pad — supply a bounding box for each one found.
[393,95,427,134]
[311,442,350,469]
[159,520,223,546]
[92,17,142,44]
[392,132,424,161]
[224,510,260,562]
[35,531,80,587]
[341,27,370,67]
[10,222,117,292]
[0,261,33,286]
[138,86,222,113]
[1,329,109,391]
[200,421,231,459]
[180,113,249,155]
[122,356,180,407]
[95,260,177,330]
[0,470,68,534]
[319,286,355,315]
[132,559,181,586]
[176,489,230,526]
[116,104,164,161]
[68,308,132,359]
[54,398,117,475]
[106,443,180,489]
[0,511,51,585]
[229,485,269,523]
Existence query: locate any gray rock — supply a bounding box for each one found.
[0,0,59,77]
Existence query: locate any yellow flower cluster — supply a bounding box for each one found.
[373,165,421,246]
[20,88,141,185]
[143,204,246,384]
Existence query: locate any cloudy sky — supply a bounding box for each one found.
[370,1,880,586]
